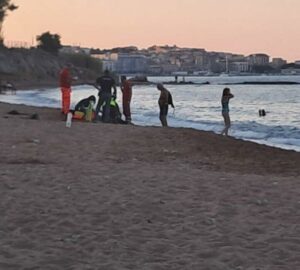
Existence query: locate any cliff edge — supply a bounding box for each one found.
[0,48,101,89]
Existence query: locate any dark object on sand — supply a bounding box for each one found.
[7,110,29,116]
[8,110,22,115]
[7,110,39,119]
[259,109,266,117]
[30,113,39,120]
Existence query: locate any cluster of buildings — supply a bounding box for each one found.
[60,45,300,75]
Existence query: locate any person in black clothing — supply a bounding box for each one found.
[75,95,96,112]
[109,95,127,124]
[95,70,117,122]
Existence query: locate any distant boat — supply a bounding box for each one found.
[163,81,210,85]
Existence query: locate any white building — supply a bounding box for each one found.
[231,61,250,73]
[116,54,149,74]
[248,54,270,66]
[271,58,287,68]
[60,46,91,55]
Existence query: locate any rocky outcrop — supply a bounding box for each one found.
[0,48,101,89]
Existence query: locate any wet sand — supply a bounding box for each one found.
[0,102,299,270]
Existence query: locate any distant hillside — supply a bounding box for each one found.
[0,48,102,89]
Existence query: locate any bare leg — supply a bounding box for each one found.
[222,113,231,136]
[160,115,168,127]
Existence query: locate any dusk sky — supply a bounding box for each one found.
[4,0,300,61]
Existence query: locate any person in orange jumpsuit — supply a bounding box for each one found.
[120,76,132,123]
[60,67,72,114]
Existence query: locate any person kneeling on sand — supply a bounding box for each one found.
[157,83,175,127]
[74,95,96,121]
[106,95,127,124]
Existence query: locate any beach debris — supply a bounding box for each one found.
[7,110,30,116]
[255,199,263,206]
[7,110,38,120]
[32,139,40,144]
[162,148,178,154]
[29,113,39,120]
[58,234,81,243]
[203,218,216,226]
[8,110,22,115]
[66,112,73,128]
[255,199,268,206]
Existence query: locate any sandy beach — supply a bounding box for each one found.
[0,101,299,270]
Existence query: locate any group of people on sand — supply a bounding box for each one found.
[60,66,233,134]
[59,68,175,127]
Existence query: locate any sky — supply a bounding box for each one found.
[3,0,300,61]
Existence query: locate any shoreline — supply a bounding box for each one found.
[9,74,300,90]
[0,98,299,153]
[1,101,300,172]
[14,80,92,91]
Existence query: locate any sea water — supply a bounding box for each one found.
[1,75,300,152]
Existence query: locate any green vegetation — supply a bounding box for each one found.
[36,32,62,54]
[0,0,18,45]
[61,53,103,74]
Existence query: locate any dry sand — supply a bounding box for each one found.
[0,102,299,270]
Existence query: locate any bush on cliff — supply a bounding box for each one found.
[36,32,62,54]
[61,53,102,75]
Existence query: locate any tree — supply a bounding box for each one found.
[0,0,18,45]
[36,32,62,54]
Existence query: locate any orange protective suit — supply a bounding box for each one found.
[60,68,72,114]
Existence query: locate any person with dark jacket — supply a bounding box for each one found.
[94,70,117,122]
[157,83,174,127]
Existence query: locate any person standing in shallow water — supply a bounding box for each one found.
[120,76,132,123]
[221,87,234,136]
[157,83,174,127]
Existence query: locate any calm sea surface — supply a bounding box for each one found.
[1,75,300,151]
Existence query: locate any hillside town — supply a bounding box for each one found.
[61,45,300,76]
